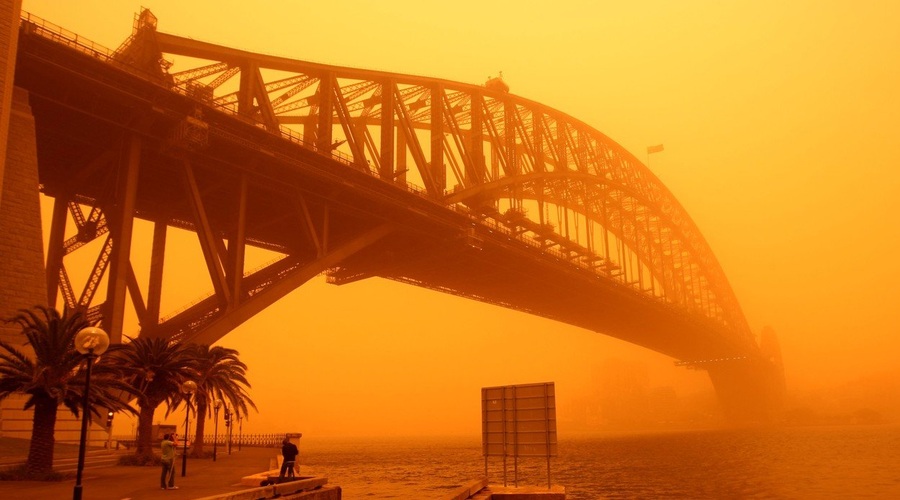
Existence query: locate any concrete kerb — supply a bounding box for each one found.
[482,485,567,499]
[192,484,271,500]
[272,477,328,495]
[239,467,288,486]
[194,475,329,500]
[445,480,567,500]
[447,477,489,500]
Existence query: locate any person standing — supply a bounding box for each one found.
[278,436,299,483]
[160,433,179,490]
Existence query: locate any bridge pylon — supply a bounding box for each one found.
[685,326,785,421]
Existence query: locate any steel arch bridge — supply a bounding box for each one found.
[14,10,783,419]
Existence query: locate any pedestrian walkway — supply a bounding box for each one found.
[0,446,278,500]
[1,449,122,471]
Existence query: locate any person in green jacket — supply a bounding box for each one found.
[160,433,178,490]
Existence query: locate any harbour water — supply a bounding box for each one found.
[298,424,900,499]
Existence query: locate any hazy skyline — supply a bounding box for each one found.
[20,0,900,437]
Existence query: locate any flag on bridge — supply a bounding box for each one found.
[647,144,665,154]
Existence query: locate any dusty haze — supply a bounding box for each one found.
[22,0,900,437]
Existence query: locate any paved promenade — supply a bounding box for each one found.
[0,447,279,500]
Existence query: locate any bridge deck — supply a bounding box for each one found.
[14,13,763,366]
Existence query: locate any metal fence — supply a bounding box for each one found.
[113,432,295,449]
[202,433,287,448]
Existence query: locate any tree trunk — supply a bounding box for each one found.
[26,396,58,475]
[135,403,156,458]
[190,400,208,457]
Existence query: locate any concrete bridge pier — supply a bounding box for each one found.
[707,359,785,423]
[0,1,109,445]
[0,82,111,445]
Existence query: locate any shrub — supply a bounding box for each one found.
[190,450,215,459]
[118,453,162,466]
[0,465,69,481]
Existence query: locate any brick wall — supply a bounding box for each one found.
[0,86,54,441]
[0,86,106,443]
[0,86,46,346]
[0,0,23,209]
[0,0,28,343]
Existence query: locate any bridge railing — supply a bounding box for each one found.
[20,12,117,64]
[199,433,286,448]
[112,432,292,449]
[19,11,359,171]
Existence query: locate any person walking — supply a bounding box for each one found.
[160,433,179,490]
[277,436,300,483]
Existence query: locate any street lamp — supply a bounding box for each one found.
[228,410,233,455]
[228,408,233,455]
[237,413,242,452]
[223,404,232,455]
[105,411,114,450]
[72,326,110,500]
[180,380,197,477]
[213,399,221,462]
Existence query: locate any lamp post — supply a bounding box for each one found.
[180,380,197,477]
[105,411,113,450]
[223,404,232,455]
[213,399,221,462]
[238,413,242,451]
[72,327,110,500]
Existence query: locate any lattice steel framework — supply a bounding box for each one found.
[20,9,758,358]
[143,13,751,343]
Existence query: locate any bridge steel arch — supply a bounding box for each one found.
[15,10,783,419]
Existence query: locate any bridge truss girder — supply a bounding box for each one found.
[120,16,755,353]
[39,132,393,346]
[18,9,774,374]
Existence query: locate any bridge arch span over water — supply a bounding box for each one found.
[13,9,783,420]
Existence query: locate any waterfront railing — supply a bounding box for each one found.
[113,432,296,449]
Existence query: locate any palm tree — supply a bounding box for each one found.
[0,306,134,476]
[111,336,197,458]
[185,344,256,457]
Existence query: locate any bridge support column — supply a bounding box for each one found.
[145,220,167,329]
[44,197,67,309]
[225,174,248,309]
[380,78,394,179]
[430,83,444,194]
[104,134,141,345]
[316,72,333,152]
[468,90,483,185]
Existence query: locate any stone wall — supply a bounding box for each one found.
[0,0,23,209]
[0,87,46,345]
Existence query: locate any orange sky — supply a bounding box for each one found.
[21,0,900,437]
